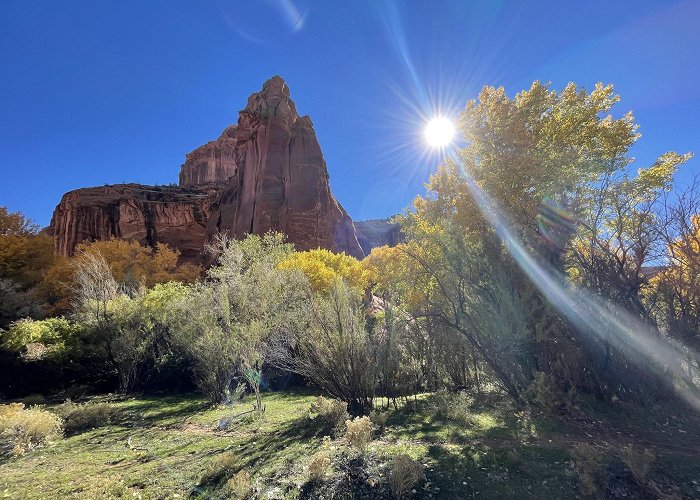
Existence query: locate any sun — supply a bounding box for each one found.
[424,116,455,148]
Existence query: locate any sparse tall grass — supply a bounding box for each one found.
[0,403,63,456]
[54,400,121,433]
[389,454,425,499]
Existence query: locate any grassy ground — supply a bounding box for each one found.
[1,389,700,499]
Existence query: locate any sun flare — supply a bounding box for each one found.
[424,116,455,148]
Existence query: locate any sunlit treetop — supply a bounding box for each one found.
[0,206,40,236]
[278,248,368,294]
[74,238,201,289]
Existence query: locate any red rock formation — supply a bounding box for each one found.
[206,76,363,258]
[51,184,217,261]
[51,76,365,260]
[178,126,238,187]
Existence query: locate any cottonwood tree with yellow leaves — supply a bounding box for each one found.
[374,81,695,406]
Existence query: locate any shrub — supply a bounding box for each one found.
[427,390,472,425]
[619,445,654,482]
[527,371,573,413]
[60,384,91,401]
[2,317,79,357]
[200,451,240,487]
[308,450,332,482]
[369,410,389,435]
[0,404,23,419]
[56,401,120,433]
[345,416,372,452]
[389,454,425,499]
[310,396,349,434]
[277,280,378,416]
[225,470,252,499]
[571,443,606,496]
[22,393,47,406]
[0,403,63,455]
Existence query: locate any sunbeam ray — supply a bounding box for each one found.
[450,152,700,411]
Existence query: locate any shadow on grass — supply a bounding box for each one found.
[194,412,329,496]
[421,442,576,499]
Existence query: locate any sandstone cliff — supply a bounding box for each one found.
[205,76,363,258]
[51,76,365,260]
[178,126,238,187]
[51,184,217,261]
[354,218,403,256]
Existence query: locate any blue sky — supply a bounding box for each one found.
[1,0,698,227]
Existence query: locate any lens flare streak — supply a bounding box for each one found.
[450,153,700,411]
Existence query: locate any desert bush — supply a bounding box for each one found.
[310,396,349,433]
[571,443,607,496]
[389,454,425,499]
[619,445,654,482]
[225,470,252,498]
[56,401,120,433]
[275,279,378,416]
[527,371,573,413]
[427,390,472,425]
[172,233,299,405]
[345,416,372,452]
[369,410,389,435]
[308,450,332,482]
[2,317,80,358]
[0,403,63,455]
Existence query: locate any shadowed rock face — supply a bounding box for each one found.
[178,126,238,187]
[354,218,403,256]
[50,184,217,261]
[51,76,365,260]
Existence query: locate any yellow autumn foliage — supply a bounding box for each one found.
[278,248,368,293]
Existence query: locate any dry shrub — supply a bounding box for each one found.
[527,371,572,413]
[389,454,425,499]
[200,451,240,487]
[369,410,389,435]
[427,390,472,425]
[345,416,372,452]
[57,401,120,433]
[310,396,349,433]
[225,470,252,499]
[308,450,332,482]
[22,343,50,361]
[619,445,654,482]
[0,403,63,456]
[572,443,607,496]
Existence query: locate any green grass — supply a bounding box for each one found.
[2,390,700,499]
